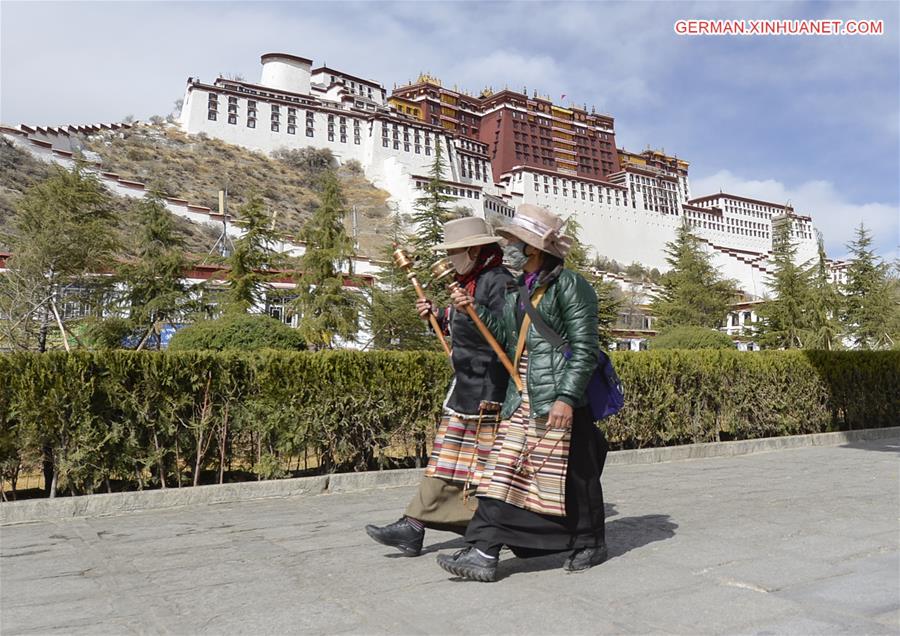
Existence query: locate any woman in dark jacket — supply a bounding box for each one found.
[437,204,608,582]
[366,217,512,556]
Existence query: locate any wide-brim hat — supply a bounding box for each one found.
[433,217,502,251]
[496,204,574,259]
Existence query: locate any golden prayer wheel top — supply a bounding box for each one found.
[392,247,414,270]
[430,257,456,283]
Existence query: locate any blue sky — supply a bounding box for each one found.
[2,0,897,261]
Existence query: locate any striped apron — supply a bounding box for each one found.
[477,353,570,517]
[423,409,501,487]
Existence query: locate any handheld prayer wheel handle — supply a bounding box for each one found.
[392,247,452,357]
[449,281,524,392]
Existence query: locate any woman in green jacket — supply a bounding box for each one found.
[436,204,609,582]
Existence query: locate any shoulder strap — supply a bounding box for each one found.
[517,283,569,354]
[514,286,547,368]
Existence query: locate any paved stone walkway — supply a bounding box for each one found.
[1,437,898,635]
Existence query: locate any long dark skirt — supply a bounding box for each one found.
[465,406,608,556]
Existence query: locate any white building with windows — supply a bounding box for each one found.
[178,52,825,299]
[179,53,495,220]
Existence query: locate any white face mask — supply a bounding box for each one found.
[504,241,529,270]
[449,250,476,275]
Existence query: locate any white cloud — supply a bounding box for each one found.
[446,51,565,97]
[691,170,899,260]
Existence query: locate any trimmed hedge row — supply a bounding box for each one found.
[0,350,897,497]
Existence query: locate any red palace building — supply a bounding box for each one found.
[389,75,621,182]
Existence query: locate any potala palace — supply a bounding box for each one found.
[178,52,821,299]
[1,51,837,351]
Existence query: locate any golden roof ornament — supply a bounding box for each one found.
[418,72,441,86]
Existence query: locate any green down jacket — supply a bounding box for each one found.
[476,267,599,420]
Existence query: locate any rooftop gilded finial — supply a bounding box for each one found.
[418,72,441,86]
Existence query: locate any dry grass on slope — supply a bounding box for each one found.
[77,123,395,257]
[0,137,223,258]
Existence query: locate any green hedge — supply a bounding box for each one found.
[168,314,307,351]
[0,350,896,497]
[649,326,736,350]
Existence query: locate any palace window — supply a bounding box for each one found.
[288,125,296,135]
[306,127,314,137]
[228,114,237,125]
[208,110,217,121]
[271,122,279,132]
[247,118,256,129]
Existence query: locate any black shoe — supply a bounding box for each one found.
[564,544,608,572]
[436,547,498,582]
[365,517,424,556]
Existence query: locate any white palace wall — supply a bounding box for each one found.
[180,86,492,219]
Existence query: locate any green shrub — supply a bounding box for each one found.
[0,349,895,497]
[168,314,306,351]
[650,326,736,350]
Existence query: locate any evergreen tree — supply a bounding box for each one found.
[0,164,117,494]
[293,170,359,349]
[595,278,624,350]
[223,195,282,315]
[119,191,192,349]
[410,137,453,273]
[841,223,896,349]
[363,215,436,350]
[756,220,814,349]
[804,231,843,350]
[888,263,900,349]
[564,217,622,349]
[651,220,736,329]
[563,217,591,275]
[0,164,118,352]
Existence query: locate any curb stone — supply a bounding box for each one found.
[2,427,896,525]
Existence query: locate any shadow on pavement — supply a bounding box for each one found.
[493,511,677,581]
[380,536,469,559]
[840,439,900,455]
[606,513,678,559]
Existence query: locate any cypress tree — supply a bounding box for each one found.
[651,220,736,329]
[410,137,453,273]
[804,231,842,350]
[223,195,281,315]
[595,278,624,350]
[756,220,814,349]
[564,217,622,349]
[841,223,896,349]
[120,191,192,349]
[363,215,436,350]
[293,170,359,349]
[0,164,118,352]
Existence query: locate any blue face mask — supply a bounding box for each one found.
[504,241,529,270]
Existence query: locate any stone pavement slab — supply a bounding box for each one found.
[1,437,898,635]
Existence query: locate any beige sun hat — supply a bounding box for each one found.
[496,204,574,259]
[432,217,502,251]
